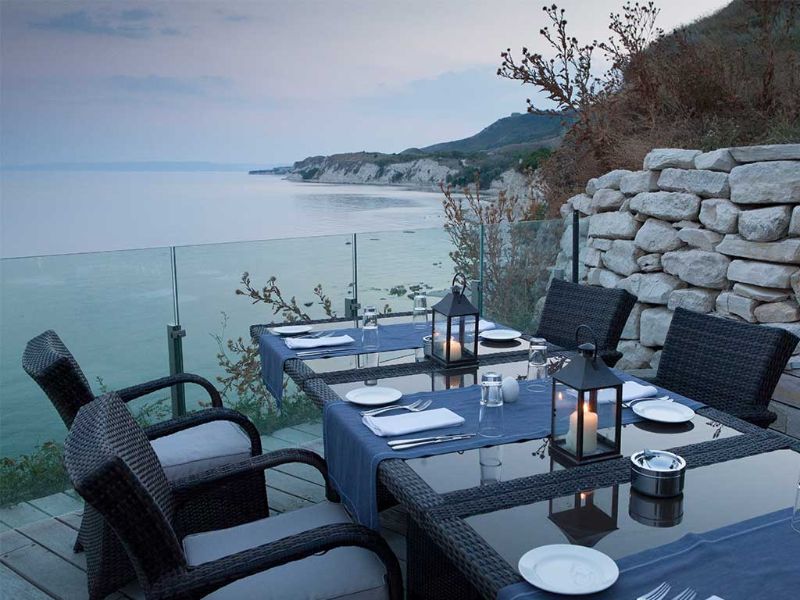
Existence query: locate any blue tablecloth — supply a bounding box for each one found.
[324,372,703,529]
[259,322,428,404]
[498,507,800,600]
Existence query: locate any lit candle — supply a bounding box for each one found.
[448,338,462,361]
[566,403,598,454]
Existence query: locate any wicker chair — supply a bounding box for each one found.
[22,330,269,598]
[535,279,636,366]
[65,393,403,600]
[655,308,799,428]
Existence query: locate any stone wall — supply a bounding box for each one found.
[558,143,800,370]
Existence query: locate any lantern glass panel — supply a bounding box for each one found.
[461,314,478,360]
[432,311,449,362]
[551,380,621,463]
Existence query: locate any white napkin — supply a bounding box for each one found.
[285,335,354,350]
[479,319,496,332]
[705,596,725,600]
[363,408,465,437]
[566,381,658,404]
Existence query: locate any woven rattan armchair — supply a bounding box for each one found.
[22,330,270,598]
[65,393,403,600]
[655,308,799,428]
[535,278,636,366]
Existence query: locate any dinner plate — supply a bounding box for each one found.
[345,387,403,407]
[632,400,695,424]
[518,544,618,595]
[479,329,522,342]
[271,325,313,336]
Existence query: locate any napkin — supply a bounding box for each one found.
[285,335,354,350]
[363,408,465,437]
[566,381,658,404]
[705,596,725,600]
[479,319,496,332]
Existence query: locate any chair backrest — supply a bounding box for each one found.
[64,393,186,587]
[22,330,95,428]
[535,279,636,351]
[655,308,798,414]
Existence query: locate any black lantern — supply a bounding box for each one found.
[550,325,623,465]
[430,273,479,368]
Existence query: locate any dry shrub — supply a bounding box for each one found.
[502,0,800,209]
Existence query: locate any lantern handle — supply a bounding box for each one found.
[451,272,469,294]
[575,324,598,360]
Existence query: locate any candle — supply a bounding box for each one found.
[448,338,462,361]
[565,403,598,454]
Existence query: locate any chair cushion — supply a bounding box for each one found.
[150,420,252,480]
[183,501,388,600]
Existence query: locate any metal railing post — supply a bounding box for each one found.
[345,232,361,323]
[168,247,186,417]
[477,224,485,314]
[572,210,580,283]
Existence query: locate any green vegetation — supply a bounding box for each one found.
[0,442,71,507]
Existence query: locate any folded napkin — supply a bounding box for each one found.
[566,381,658,404]
[362,407,465,437]
[285,335,354,350]
[479,319,496,332]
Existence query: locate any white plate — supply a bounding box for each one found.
[632,400,695,424]
[345,387,403,407]
[479,329,522,342]
[271,325,313,336]
[518,544,618,595]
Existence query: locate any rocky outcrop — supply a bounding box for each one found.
[563,143,800,368]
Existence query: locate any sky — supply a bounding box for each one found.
[0,0,732,167]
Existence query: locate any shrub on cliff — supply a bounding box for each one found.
[499,0,800,212]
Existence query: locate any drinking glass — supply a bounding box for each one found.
[362,306,379,351]
[526,337,549,392]
[479,446,503,486]
[479,372,504,438]
[793,470,800,534]
[412,292,428,330]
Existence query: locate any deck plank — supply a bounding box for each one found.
[0,563,52,600]
[18,519,86,570]
[273,462,326,486]
[28,493,83,518]
[54,511,82,532]
[265,470,326,503]
[1,530,32,555]
[292,421,323,437]
[270,426,322,446]
[1,542,89,600]
[265,487,314,514]
[0,503,50,529]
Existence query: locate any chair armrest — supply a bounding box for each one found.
[116,373,222,407]
[151,523,402,600]
[732,406,778,429]
[172,448,338,503]
[144,407,262,456]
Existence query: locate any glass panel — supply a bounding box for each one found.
[355,226,468,315]
[480,219,565,331]
[1,247,173,505]
[173,234,353,433]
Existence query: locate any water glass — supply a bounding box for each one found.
[527,337,549,390]
[479,372,504,438]
[479,446,503,486]
[362,306,379,350]
[412,292,428,329]
[793,470,800,534]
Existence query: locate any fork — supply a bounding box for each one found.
[670,589,696,600]
[637,582,671,600]
[623,395,671,409]
[361,399,432,417]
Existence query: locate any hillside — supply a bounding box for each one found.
[419,112,566,154]
[263,112,568,189]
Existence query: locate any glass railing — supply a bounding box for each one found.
[0,216,578,506]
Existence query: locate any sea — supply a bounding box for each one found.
[0,171,455,457]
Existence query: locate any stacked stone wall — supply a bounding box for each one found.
[557,143,800,369]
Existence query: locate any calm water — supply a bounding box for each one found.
[0,172,456,457]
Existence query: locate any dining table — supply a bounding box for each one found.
[252,315,800,600]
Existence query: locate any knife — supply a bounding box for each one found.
[390,433,475,450]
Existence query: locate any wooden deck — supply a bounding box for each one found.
[0,421,409,600]
[2,369,798,600]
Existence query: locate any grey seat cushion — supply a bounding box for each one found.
[150,420,252,480]
[183,501,388,600]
